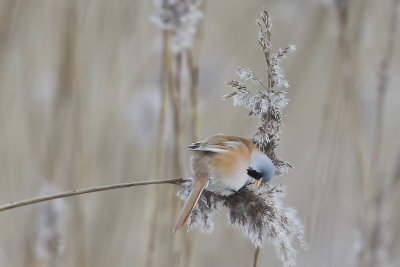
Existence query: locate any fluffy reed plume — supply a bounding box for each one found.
[178,9,305,267]
[225,9,295,175]
[35,182,67,266]
[178,182,305,266]
[151,0,203,54]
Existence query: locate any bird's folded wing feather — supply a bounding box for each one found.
[188,140,240,153]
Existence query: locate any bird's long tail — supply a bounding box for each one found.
[174,177,208,232]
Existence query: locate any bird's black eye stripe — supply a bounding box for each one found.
[247,168,262,180]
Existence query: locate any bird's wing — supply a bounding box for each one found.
[188,139,241,153]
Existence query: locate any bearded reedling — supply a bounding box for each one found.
[174,135,274,232]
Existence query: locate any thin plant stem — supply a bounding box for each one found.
[170,52,184,267]
[188,49,200,141]
[337,1,371,201]
[360,1,399,266]
[253,246,260,267]
[157,30,171,180]
[0,178,186,212]
[182,1,208,262]
[146,29,171,267]
[184,48,199,267]
[335,4,372,265]
[170,52,184,175]
[370,0,399,181]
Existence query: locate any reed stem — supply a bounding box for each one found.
[253,246,260,267]
[0,178,186,212]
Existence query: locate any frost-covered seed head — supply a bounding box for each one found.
[151,0,203,53]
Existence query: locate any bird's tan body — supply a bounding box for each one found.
[192,135,256,195]
[174,135,259,232]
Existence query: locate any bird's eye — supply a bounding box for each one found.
[247,168,263,180]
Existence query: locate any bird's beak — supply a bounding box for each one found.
[254,180,261,187]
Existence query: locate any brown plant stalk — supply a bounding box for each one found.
[146,29,171,267]
[150,1,204,265]
[0,178,186,212]
[188,49,200,141]
[370,0,399,183]
[253,246,261,267]
[361,1,399,266]
[170,51,185,266]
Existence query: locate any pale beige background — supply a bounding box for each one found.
[0,0,399,266]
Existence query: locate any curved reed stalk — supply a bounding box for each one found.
[253,246,260,267]
[0,178,185,212]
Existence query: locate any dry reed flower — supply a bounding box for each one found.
[151,0,203,53]
[226,9,295,175]
[178,182,305,266]
[177,8,305,267]
[35,182,67,265]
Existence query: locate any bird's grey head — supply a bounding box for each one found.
[247,152,275,184]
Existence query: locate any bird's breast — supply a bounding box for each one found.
[207,147,251,195]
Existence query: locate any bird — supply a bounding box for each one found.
[174,135,275,232]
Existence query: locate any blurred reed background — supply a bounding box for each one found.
[0,0,399,266]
